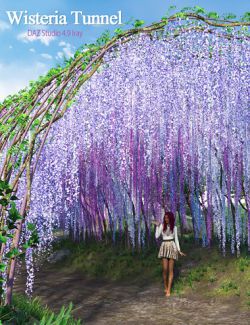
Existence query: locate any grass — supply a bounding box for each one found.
[175,243,250,309]
[0,293,82,325]
[6,230,249,324]
[51,230,250,309]
[53,236,162,283]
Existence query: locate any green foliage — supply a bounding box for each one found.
[174,12,187,19]
[96,30,111,46]
[226,27,233,33]
[9,131,16,142]
[0,234,7,244]
[0,264,6,273]
[22,229,39,250]
[0,294,81,324]
[56,76,62,87]
[193,6,206,15]
[45,111,53,121]
[161,17,168,23]
[38,302,81,325]
[5,247,19,259]
[7,144,21,156]
[66,99,76,109]
[13,155,22,170]
[207,12,220,19]
[242,12,250,22]
[223,13,237,20]
[0,13,248,307]
[0,180,40,303]
[133,19,145,28]
[220,280,238,292]
[236,256,249,272]
[0,124,10,136]
[240,25,249,33]
[31,118,40,131]
[114,28,123,36]
[19,140,29,153]
[0,5,248,117]
[27,222,35,231]
[52,233,159,281]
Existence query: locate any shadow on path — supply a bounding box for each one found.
[14,262,250,325]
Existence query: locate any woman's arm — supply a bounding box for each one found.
[174,226,181,252]
[155,223,162,239]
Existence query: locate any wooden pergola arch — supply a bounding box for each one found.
[0,12,249,304]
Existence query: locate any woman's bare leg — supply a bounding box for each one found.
[162,258,169,292]
[166,258,174,296]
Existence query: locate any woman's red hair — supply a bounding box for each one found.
[162,211,175,233]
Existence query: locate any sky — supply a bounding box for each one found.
[0,0,249,101]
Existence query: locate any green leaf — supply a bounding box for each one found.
[207,12,219,19]
[8,202,22,222]
[226,27,233,33]
[240,25,248,32]
[194,6,206,14]
[9,130,16,141]
[32,118,40,128]
[17,113,29,126]
[0,198,8,206]
[45,112,52,121]
[10,195,19,201]
[27,222,36,231]
[22,243,30,250]
[0,180,9,190]
[14,156,22,170]
[6,221,17,230]
[175,12,187,19]
[19,140,29,152]
[0,234,7,244]
[242,12,250,22]
[133,19,145,28]
[5,247,19,259]
[0,263,6,272]
[114,28,123,36]
[223,13,237,20]
[29,232,39,243]
[56,77,62,87]
[11,247,19,256]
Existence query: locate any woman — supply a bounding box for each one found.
[152,211,186,297]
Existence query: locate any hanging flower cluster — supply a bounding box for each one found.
[12,24,249,294]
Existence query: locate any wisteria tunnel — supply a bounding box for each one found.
[0,16,249,299]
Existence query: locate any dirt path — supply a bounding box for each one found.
[14,262,250,325]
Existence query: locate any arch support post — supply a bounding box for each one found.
[5,192,28,306]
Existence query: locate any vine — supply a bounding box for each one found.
[0,5,249,305]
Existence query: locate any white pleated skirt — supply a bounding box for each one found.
[158,240,178,260]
